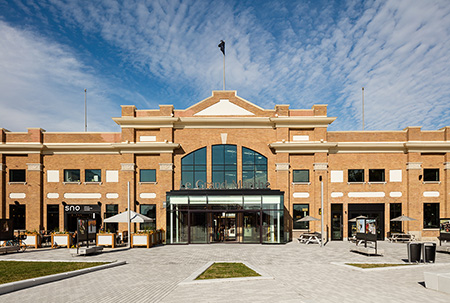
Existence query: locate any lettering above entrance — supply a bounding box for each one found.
[181,179,270,190]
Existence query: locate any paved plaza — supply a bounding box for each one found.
[1,241,450,302]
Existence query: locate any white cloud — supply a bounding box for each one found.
[2,0,450,132]
[0,20,122,132]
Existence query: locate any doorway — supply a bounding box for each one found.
[348,203,385,240]
[331,204,343,240]
[211,212,237,243]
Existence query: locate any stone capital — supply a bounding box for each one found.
[314,163,328,171]
[444,163,450,170]
[275,163,290,171]
[27,163,42,171]
[159,163,174,171]
[406,162,422,170]
[121,163,136,171]
[0,163,4,171]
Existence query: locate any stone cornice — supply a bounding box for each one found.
[175,117,272,129]
[269,142,336,154]
[112,116,178,128]
[404,141,450,153]
[270,116,336,128]
[0,143,44,154]
[111,142,180,154]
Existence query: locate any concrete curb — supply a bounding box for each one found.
[0,260,126,295]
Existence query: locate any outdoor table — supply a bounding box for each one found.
[390,233,414,242]
[298,233,321,245]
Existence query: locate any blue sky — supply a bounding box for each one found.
[1,0,450,133]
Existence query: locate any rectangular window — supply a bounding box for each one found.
[9,169,26,182]
[140,204,156,230]
[140,169,156,182]
[10,204,26,230]
[85,169,101,182]
[47,205,59,232]
[104,204,118,233]
[64,169,80,182]
[293,204,309,229]
[348,169,364,182]
[423,169,439,182]
[369,169,385,182]
[390,203,402,233]
[424,203,439,229]
[293,170,309,183]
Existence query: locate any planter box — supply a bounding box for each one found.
[131,234,153,248]
[51,234,72,248]
[23,234,42,248]
[96,233,116,248]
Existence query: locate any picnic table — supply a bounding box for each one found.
[389,233,415,242]
[298,232,321,245]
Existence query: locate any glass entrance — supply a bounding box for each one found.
[211,212,237,243]
[243,211,260,243]
[331,204,343,240]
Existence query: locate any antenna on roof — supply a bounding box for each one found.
[362,87,365,131]
[84,88,87,132]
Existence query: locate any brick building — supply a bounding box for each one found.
[1,91,449,243]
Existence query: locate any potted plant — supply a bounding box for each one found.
[131,229,154,248]
[24,230,42,248]
[96,229,117,248]
[51,229,72,248]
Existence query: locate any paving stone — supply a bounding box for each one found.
[0,242,449,302]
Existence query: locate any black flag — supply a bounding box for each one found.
[218,40,225,55]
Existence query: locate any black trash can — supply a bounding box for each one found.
[408,242,422,263]
[423,242,437,263]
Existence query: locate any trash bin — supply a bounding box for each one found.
[408,242,422,263]
[423,242,437,263]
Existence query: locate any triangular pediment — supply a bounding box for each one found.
[179,91,266,117]
[194,99,255,116]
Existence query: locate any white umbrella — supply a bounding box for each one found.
[349,215,368,222]
[390,215,416,222]
[296,215,320,222]
[391,215,416,233]
[104,210,154,223]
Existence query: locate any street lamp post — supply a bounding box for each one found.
[320,175,324,247]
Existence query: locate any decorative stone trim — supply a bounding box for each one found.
[121,163,135,171]
[444,162,450,170]
[0,163,4,171]
[275,163,290,171]
[406,162,422,170]
[221,133,228,144]
[159,163,174,171]
[313,163,328,171]
[27,163,42,171]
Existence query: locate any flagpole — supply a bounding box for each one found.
[223,53,225,91]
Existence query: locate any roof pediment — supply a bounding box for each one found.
[177,91,266,117]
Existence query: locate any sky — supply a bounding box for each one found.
[1,0,450,133]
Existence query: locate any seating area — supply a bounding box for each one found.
[387,232,415,242]
[298,232,321,245]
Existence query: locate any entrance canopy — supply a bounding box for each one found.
[166,189,285,245]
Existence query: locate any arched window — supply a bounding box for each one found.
[242,147,267,185]
[212,144,237,188]
[181,147,206,188]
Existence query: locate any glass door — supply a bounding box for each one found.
[190,212,208,243]
[243,211,261,243]
[331,204,343,241]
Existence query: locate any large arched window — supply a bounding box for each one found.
[242,147,267,185]
[181,147,206,187]
[212,144,237,188]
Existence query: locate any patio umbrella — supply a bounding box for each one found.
[390,215,416,222]
[296,215,320,222]
[348,215,368,222]
[296,215,320,233]
[104,210,154,223]
[390,215,416,233]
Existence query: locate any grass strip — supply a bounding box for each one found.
[346,263,416,269]
[195,262,260,280]
[0,261,108,284]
